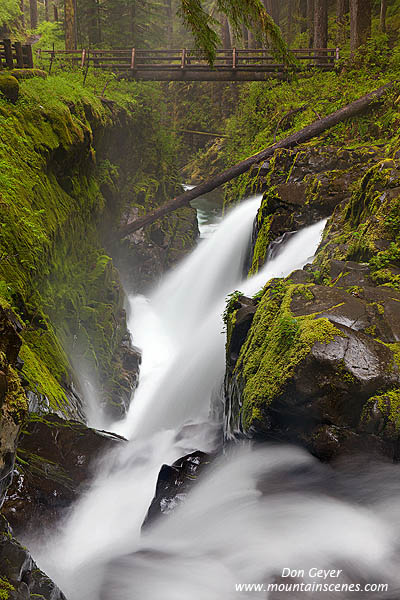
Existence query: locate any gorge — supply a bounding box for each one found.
[1,2,400,598]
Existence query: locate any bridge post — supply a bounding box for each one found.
[3,39,13,68]
[181,48,186,69]
[14,42,24,68]
[130,48,136,70]
[232,47,237,69]
[80,49,86,68]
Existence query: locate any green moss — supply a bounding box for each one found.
[0,577,15,600]
[249,212,273,275]
[0,71,184,414]
[19,344,67,411]
[0,74,19,103]
[364,388,400,431]
[232,281,342,431]
[4,366,28,420]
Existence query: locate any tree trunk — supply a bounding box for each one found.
[88,0,100,46]
[314,0,328,48]
[166,0,173,48]
[118,82,394,238]
[350,0,371,52]
[20,0,25,28]
[307,0,314,48]
[380,0,387,33]
[54,5,59,21]
[242,25,249,49]
[64,0,76,50]
[264,0,280,25]
[29,0,38,29]
[299,0,308,33]
[44,0,49,21]
[221,15,231,49]
[336,0,349,45]
[248,30,256,49]
[287,0,293,45]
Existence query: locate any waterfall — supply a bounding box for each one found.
[28,196,400,600]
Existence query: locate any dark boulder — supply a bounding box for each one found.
[224,274,400,461]
[2,414,125,535]
[0,515,66,600]
[143,451,211,528]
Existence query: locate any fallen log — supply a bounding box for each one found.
[118,82,395,239]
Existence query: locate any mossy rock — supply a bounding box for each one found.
[0,74,19,103]
[10,68,47,81]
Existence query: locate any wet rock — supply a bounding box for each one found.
[0,515,66,600]
[144,451,211,527]
[224,277,400,461]
[226,295,258,368]
[0,307,27,507]
[250,146,382,274]
[2,414,125,535]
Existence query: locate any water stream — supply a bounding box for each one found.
[28,196,400,599]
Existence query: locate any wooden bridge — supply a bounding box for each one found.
[37,47,339,81]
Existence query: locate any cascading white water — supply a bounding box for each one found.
[27,197,400,600]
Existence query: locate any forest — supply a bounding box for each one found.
[1,1,400,599]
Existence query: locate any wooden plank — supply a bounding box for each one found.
[14,42,24,68]
[3,39,13,68]
[23,44,34,68]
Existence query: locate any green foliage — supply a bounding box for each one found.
[0,0,20,29]
[179,0,293,65]
[0,70,182,413]
[33,21,65,51]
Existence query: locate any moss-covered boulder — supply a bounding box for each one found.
[249,146,381,275]
[0,74,19,103]
[10,68,47,81]
[224,270,400,461]
[2,413,125,535]
[224,155,400,461]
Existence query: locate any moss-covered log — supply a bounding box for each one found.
[119,81,395,238]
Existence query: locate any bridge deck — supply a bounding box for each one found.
[37,48,339,81]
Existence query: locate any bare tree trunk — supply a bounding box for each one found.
[314,0,328,65]
[64,0,76,50]
[54,4,59,21]
[380,0,387,33]
[166,0,173,48]
[248,30,256,49]
[29,0,38,29]
[287,0,293,45]
[350,0,371,52]
[307,0,314,48]
[264,0,280,25]
[44,0,49,20]
[20,0,25,27]
[242,25,249,49]
[221,15,231,49]
[299,0,308,33]
[337,0,349,45]
[118,82,394,238]
[88,0,100,45]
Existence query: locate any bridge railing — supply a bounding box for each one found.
[36,47,339,73]
[0,39,34,69]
